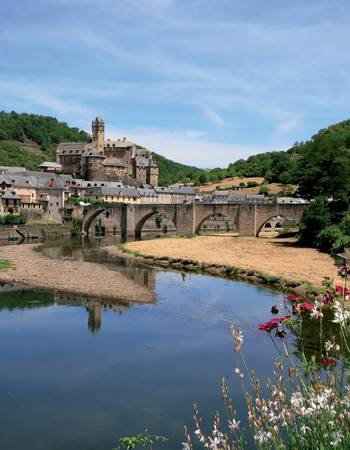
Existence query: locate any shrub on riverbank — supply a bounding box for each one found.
[0,214,26,225]
[70,218,82,235]
[299,199,350,255]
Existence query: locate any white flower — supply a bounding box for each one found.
[228,418,240,431]
[301,425,310,435]
[332,302,350,325]
[234,368,244,379]
[331,431,343,447]
[291,391,304,409]
[310,307,323,319]
[206,436,220,449]
[332,309,350,324]
[231,326,244,352]
[325,340,334,352]
[254,431,272,444]
[182,443,192,450]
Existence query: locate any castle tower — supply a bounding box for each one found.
[87,301,102,334]
[91,116,105,151]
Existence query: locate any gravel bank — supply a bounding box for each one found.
[0,244,154,303]
[124,236,342,288]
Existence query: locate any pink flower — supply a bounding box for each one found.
[335,285,350,295]
[322,292,331,304]
[258,321,278,332]
[286,294,301,302]
[258,315,291,332]
[292,301,314,315]
[320,358,336,367]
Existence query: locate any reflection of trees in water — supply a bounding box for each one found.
[0,289,54,310]
[0,287,132,335]
[290,307,348,364]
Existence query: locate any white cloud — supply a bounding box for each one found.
[202,106,225,126]
[0,80,92,116]
[276,119,300,135]
[108,126,271,168]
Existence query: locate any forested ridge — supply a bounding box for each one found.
[151,153,202,186]
[0,111,89,170]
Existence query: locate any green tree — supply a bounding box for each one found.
[259,185,270,195]
[298,197,332,247]
[198,173,208,184]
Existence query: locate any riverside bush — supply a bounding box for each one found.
[70,218,82,235]
[0,214,26,225]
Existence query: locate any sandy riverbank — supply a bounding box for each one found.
[124,236,342,288]
[0,244,153,303]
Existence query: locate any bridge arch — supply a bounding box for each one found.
[83,208,106,234]
[83,207,123,235]
[195,212,237,234]
[135,209,177,238]
[257,215,297,237]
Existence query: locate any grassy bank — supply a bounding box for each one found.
[0,259,15,271]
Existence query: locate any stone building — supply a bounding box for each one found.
[0,190,21,214]
[56,117,159,186]
[0,168,72,221]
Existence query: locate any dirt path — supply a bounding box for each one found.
[126,236,342,287]
[0,244,154,303]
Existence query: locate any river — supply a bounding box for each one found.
[0,236,293,450]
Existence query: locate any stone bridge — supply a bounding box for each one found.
[80,202,307,237]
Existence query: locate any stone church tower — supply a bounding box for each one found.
[91,116,105,151]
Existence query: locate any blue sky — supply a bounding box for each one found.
[0,0,349,168]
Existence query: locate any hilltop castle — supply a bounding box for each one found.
[56,117,159,186]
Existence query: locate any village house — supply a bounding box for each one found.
[66,179,123,198]
[84,186,141,204]
[138,188,158,204]
[0,167,72,220]
[276,197,309,204]
[154,186,196,204]
[0,189,21,214]
[38,162,63,173]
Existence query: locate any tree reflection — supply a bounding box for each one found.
[0,286,132,334]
